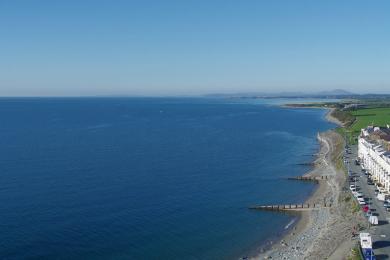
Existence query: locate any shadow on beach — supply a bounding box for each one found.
[374,254,389,260]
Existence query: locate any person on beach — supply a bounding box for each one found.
[352,226,357,238]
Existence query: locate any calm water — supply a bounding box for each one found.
[0,98,334,259]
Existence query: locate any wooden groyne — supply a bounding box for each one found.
[248,203,332,212]
[287,176,329,182]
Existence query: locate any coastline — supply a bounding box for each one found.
[251,108,365,259]
[325,108,344,127]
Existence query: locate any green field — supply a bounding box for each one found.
[343,107,390,143]
[351,108,390,132]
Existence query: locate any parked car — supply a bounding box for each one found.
[369,215,379,225]
[355,160,360,165]
[358,200,366,205]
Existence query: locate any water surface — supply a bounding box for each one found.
[0,98,334,259]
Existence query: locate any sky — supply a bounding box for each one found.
[0,0,389,96]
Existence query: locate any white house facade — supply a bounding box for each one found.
[358,127,390,193]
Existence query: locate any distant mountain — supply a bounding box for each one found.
[205,89,356,99]
[205,91,304,98]
[315,89,355,96]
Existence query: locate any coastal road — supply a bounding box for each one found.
[347,144,390,260]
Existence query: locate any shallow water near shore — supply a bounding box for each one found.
[0,97,334,259]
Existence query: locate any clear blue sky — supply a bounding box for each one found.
[0,0,389,96]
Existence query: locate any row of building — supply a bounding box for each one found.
[358,126,390,193]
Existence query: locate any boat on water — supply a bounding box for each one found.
[360,233,376,260]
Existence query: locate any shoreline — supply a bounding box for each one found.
[250,108,364,259]
[325,108,344,127]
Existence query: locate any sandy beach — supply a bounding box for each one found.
[252,109,366,260]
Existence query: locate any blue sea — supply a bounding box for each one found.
[0,98,334,259]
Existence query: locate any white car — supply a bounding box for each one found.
[354,191,362,196]
[358,200,366,205]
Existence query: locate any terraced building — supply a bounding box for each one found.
[358,126,390,193]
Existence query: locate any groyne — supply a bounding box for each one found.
[248,203,332,212]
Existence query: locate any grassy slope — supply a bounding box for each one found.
[350,108,390,132]
[339,107,390,144]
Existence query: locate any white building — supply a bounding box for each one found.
[358,127,390,193]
